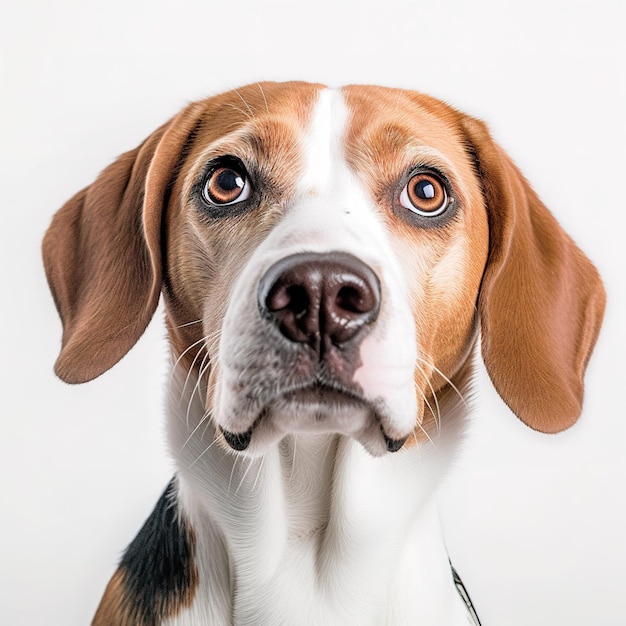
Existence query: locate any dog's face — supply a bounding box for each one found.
[166,85,488,456]
[43,82,605,457]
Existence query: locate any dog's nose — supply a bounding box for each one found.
[258,252,381,349]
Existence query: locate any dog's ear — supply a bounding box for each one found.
[462,116,605,433]
[43,107,199,384]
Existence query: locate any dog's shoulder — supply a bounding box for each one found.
[92,478,198,626]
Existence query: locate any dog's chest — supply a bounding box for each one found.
[228,510,468,626]
[172,435,471,626]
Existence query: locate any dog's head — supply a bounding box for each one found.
[43,82,605,457]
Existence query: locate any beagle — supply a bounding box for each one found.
[43,82,605,625]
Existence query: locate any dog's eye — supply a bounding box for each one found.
[202,163,252,206]
[399,172,449,217]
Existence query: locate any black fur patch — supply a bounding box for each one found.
[118,477,197,625]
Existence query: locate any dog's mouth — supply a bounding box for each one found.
[282,382,365,409]
[219,382,408,454]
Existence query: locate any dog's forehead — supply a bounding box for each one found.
[188,82,468,175]
[342,84,463,138]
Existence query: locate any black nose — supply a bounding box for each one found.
[258,252,381,350]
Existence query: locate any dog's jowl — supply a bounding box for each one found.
[43,82,605,626]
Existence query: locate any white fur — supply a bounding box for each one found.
[165,89,476,625]
[168,368,472,625]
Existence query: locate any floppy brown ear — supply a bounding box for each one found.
[462,116,606,433]
[43,108,199,384]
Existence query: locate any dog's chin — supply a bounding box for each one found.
[219,386,409,458]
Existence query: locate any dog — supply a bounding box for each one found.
[43,82,605,625]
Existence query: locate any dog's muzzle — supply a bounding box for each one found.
[219,251,408,454]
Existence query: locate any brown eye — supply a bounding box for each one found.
[203,164,252,205]
[399,172,449,217]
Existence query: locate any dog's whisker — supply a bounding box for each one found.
[417,386,440,433]
[415,355,469,411]
[186,351,212,427]
[200,329,222,359]
[188,433,221,469]
[236,456,257,495]
[256,82,270,115]
[178,345,210,433]
[171,331,219,411]
[233,88,255,119]
[175,318,203,329]
[228,453,240,494]
[410,379,440,448]
[170,335,208,386]
[412,382,440,445]
[200,414,214,441]
[251,456,265,493]
[413,362,442,432]
[223,102,253,120]
[423,376,442,432]
[187,346,211,401]
[203,327,223,343]
[424,381,442,433]
[204,365,220,418]
[180,407,215,452]
[413,421,439,452]
[411,431,423,458]
[179,340,210,411]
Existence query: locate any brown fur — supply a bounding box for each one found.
[92,563,199,626]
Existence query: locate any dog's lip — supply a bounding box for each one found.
[281,382,366,407]
[220,383,409,453]
[382,429,409,452]
[220,425,254,451]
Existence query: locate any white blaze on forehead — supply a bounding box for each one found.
[264,87,379,256]
[300,88,350,194]
[287,88,385,254]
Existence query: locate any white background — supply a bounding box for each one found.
[1,0,625,624]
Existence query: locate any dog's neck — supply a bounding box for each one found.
[166,361,472,625]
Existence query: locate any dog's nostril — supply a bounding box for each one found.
[258,252,381,349]
[269,284,310,317]
[336,283,374,314]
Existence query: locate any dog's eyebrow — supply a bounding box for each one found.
[347,120,463,176]
[402,145,459,174]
